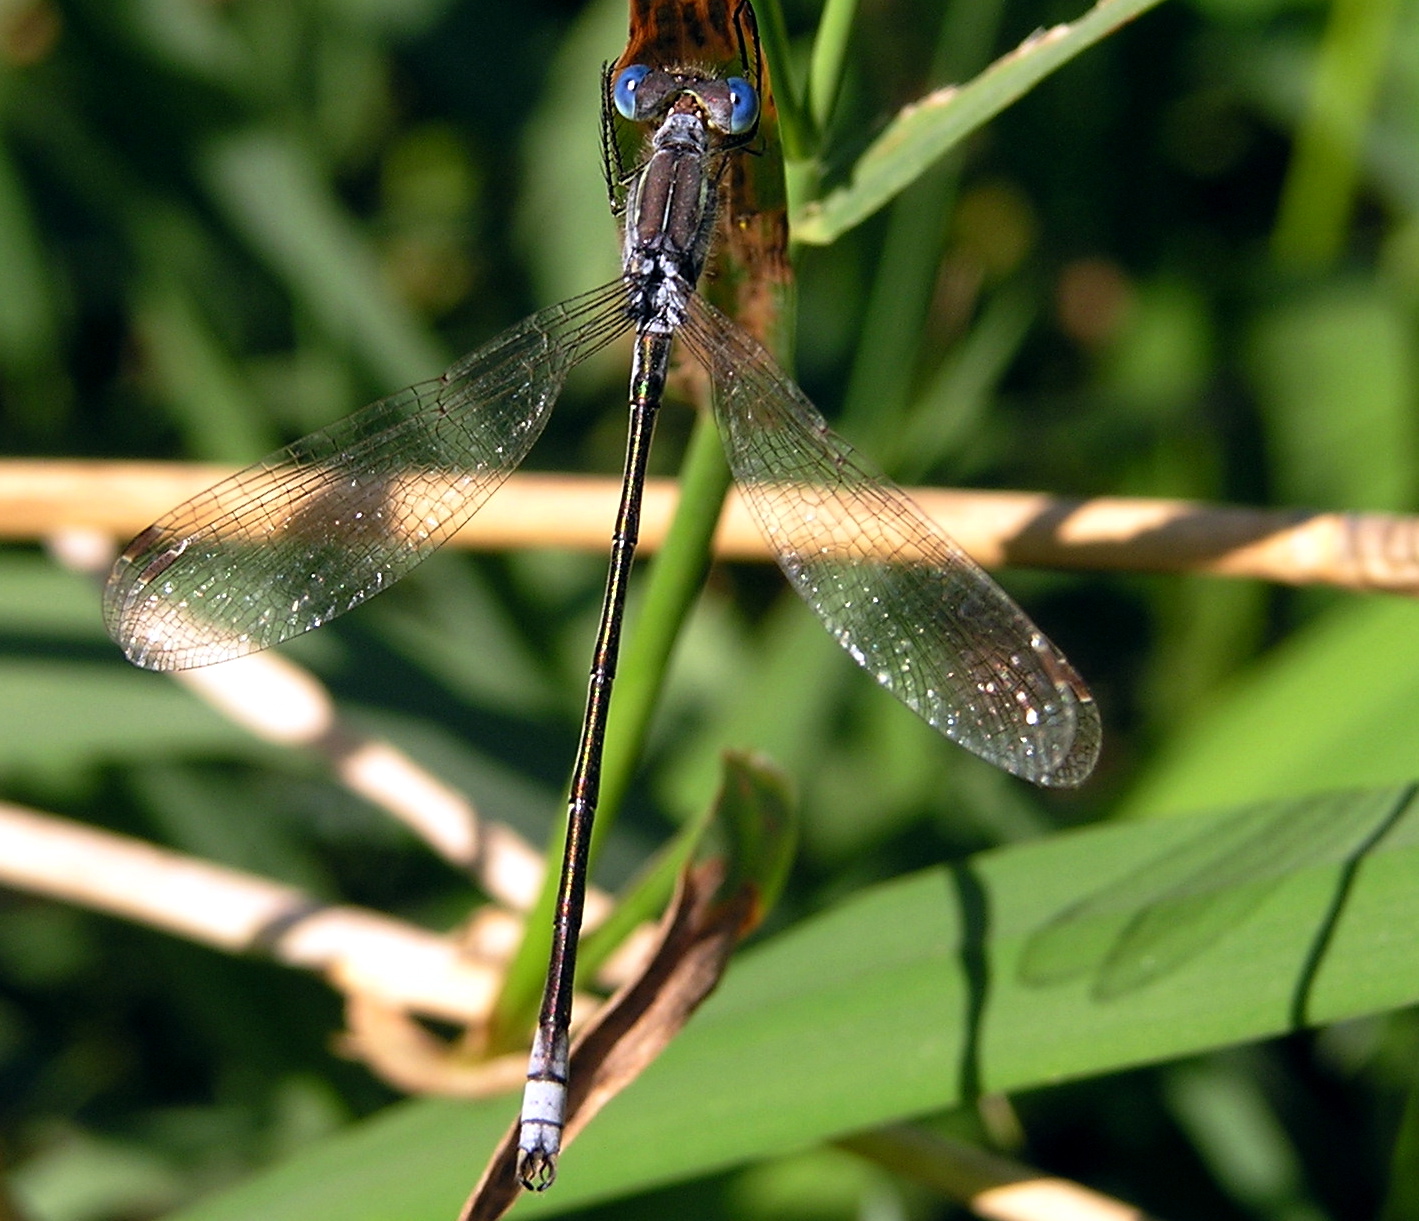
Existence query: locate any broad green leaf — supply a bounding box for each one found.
[0,662,253,777]
[0,554,107,641]
[791,0,1169,245]
[166,782,1419,1219]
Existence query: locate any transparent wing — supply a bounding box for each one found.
[681,295,1099,788]
[106,280,633,671]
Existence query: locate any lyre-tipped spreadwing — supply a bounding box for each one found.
[103,0,1099,1192]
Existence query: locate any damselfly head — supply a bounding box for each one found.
[610,64,759,142]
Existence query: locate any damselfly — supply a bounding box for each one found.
[103,0,1099,1191]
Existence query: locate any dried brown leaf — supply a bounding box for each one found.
[458,859,753,1221]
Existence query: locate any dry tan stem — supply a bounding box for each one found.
[839,1125,1161,1221]
[7,460,1419,593]
[166,649,611,931]
[46,530,611,928]
[171,653,559,914]
[49,538,567,924]
[0,802,501,1023]
[338,992,533,1098]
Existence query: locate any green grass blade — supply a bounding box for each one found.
[752,0,811,162]
[792,0,1169,245]
[201,130,445,389]
[805,0,857,139]
[134,276,275,462]
[1271,0,1402,271]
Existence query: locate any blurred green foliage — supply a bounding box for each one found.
[2,0,1419,1217]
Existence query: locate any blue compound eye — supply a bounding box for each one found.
[613,64,651,119]
[726,76,758,134]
